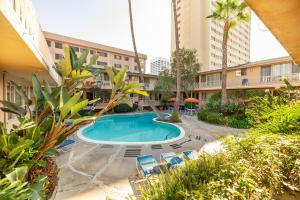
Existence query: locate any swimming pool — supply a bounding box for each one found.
[77,112,185,144]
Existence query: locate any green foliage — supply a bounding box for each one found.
[205,92,221,112]
[154,69,175,100]
[113,103,138,113]
[198,110,249,129]
[169,111,181,123]
[171,48,201,97]
[141,133,300,199]
[0,46,149,197]
[248,102,300,134]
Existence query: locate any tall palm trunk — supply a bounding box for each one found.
[172,0,181,111]
[221,20,229,109]
[128,0,163,119]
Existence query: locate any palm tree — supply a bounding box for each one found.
[207,0,250,110]
[128,0,164,119]
[172,0,181,111]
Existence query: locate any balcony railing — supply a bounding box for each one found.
[4,0,60,83]
[198,73,300,89]
[261,74,300,84]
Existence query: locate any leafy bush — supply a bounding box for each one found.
[114,103,138,113]
[169,111,181,123]
[248,102,300,134]
[141,133,300,199]
[223,102,246,119]
[197,110,248,129]
[205,92,221,112]
[227,116,249,129]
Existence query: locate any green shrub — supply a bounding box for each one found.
[205,92,221,112]
[141,133,300,199]
[250,102,300,134]
[169,111,181,123]
[223,102,246,119]
[226,116,249,129]
[113,103,138,113]
[198,110,248,129]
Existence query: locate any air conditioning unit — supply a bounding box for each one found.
[236,70,241,76]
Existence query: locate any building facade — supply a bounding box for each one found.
[150,57,170,75]
[196,56,300,105]
[171,0,251,71]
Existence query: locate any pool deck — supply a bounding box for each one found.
[53,114,247,200]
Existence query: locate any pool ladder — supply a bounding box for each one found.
[165,134,173,140]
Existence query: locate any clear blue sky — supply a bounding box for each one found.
[32,0,288,72]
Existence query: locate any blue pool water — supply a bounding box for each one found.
[79,113,182,143]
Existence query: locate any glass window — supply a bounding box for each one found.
[55,54,63,60]
[124,57,129,61]
[272,63,291,77]
[261,66,271,82]
[97,51,108,57]
[103,73,109,81]
[97,61,107,66]
[55,42,63,49]
[241,68,247,76]
[71,46,79,52]
[90,50,94,55]
[114,55,122,60]
[292,64,300,73]
[114,64,122,68]
[207,73,221,86]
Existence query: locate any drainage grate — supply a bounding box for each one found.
[151,144,163,150]
[170,143,182,149]
[124,146,142,157]
[101,144,114,148]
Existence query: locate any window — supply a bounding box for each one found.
[97,51,107,57]
[241,68,247,76]
[71,46,79,52]
[292,64,300,73]
[6,81,14,119]
[114,55,122,60]
[103,73,109,81]
[207,73,221,87]
[55,53,63,60]
[272,63,291,77]
[261,66,271,82]
[80,48,86,52]
[46,40,51,47]
[201,92,207,100]
[242,78,248,86]
[97,61,107,66]
[55,42,63,49]
[134,66,138,71]
[90,50,94,55]
[114,64,122,68]
[124,57,129,61]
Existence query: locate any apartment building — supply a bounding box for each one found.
[44,32,159,107]
[150,57,170,75]
[196,56,300,105]
[0,0,60,126]
[171,0,250,71]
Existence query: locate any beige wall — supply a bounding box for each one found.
[44,32,147,74]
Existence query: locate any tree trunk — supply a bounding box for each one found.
[128,0,163,119]
[221,20,229,111]
[172,0,181,111]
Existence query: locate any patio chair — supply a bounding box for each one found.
[182,150,199,160]
[57,139,76,153]
[136,155,160,178]
[160,152,184,169]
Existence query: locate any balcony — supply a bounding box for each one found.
[197,73,300,90]
[0,0,60,84]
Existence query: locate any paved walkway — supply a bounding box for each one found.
[53,115,247,200]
